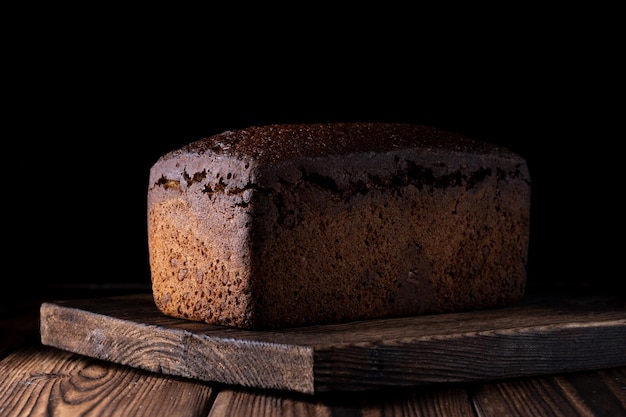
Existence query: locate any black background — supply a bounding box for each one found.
[6,10,620,297]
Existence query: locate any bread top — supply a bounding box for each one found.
[162,122,517,164]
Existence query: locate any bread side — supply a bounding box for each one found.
[148,123,531,329]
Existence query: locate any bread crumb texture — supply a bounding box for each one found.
[148,123,531,329]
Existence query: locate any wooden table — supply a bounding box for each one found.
[2,290,625,417]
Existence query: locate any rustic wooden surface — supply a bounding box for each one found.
[1,293,625,416]
[39,293,626,394]
[1,346,625,417]
[0,346,215,417]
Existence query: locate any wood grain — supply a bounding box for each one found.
[0,345,216,417]
[208,385,478,417]
[2,348,623,417]
[39,294,626,395]
[470,367,626,417]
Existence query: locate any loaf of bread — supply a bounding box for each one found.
[148,123,531,329]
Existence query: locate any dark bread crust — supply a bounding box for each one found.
[148,123,531,329]
[176,122,513,163]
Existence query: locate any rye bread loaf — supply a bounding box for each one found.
[147,123,531,329]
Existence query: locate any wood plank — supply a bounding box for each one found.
[0,345,216,417]
[470,367,626,417]
[40,294,626,395]
[554,367,626,416]
[600,367,626,409]
[359,387,476,417]
[209,389,332,417]
[471,375,590,416]
[208,385,476,417]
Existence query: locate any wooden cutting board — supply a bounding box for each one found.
[39,294,626,395]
